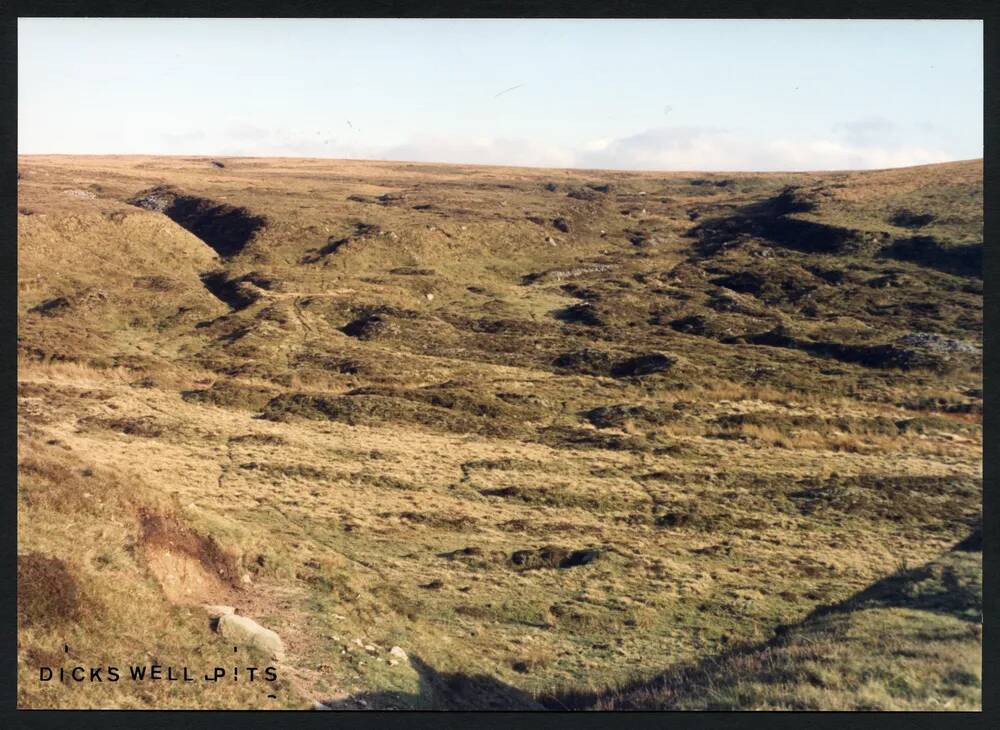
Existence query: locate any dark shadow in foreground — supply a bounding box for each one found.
[318,525,981,711]
[319,654,545,710]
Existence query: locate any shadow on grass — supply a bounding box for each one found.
[320,527,982,710]
[320,654,545,710]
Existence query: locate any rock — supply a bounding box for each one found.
[552,217,570,233]
[389,646,408,661]
[425,293,434,302]
[312,700,332,711]
[896,332,979,354]
[203,604,236,619]
[216,614,286,661]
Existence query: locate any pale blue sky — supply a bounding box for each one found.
[18,18,983,171]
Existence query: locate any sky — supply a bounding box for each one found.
[18,18,983,171]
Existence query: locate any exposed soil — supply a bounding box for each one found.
[139,509,239,605]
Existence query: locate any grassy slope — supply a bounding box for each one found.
[16,155,982,709]
[590,543,982,710]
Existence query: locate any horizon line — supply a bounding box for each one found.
[15,152,984,177]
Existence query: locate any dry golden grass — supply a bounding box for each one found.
[17,154,981,709]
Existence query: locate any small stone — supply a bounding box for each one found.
[389,646,408,661]
[388,659,399,667]
[312,700,331,711]
[425,293,434,301]
[216,614,285,661]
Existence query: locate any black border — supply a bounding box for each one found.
[4,2,996,729]
[4,1,998,19]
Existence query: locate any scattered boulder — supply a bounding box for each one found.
[552,217,570,233]
[216,613,286,661]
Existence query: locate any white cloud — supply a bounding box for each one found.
[159,121,963,172]
[574,126,956,172]
[364,125,959,172]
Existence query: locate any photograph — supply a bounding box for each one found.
[15,17,983,711]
